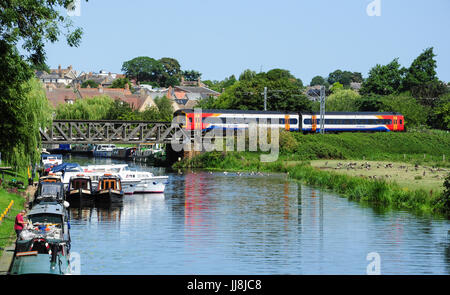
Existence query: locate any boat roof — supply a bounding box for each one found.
[28,203,65,216]
[9,254,67,275]
[50,163,83,173]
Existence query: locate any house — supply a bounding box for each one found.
[74,70,123,88]
[36,65,78,87]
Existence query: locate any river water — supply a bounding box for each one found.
[66,156,450,275]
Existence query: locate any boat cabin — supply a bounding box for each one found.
[97,174,122,191]
[39,175,63,183]
[68,175,92,191]
[34,182,66,205]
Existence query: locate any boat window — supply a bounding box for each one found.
[72,179,89,189]
[41,185,61,196]
[28,214,62,224]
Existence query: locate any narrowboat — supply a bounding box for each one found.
[66,175,94,204]
[95,174,124,203]
[32,182,66,207]
[9,237,72,275]
[93,144,116,157]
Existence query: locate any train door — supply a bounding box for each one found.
[312,115,317,132]
[393,115,398,131]
[284,115,290,131]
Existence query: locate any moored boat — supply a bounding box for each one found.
[95,174,124,203]
[93,144,116,157]
[66,175,94,205]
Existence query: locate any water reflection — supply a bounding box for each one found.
[66,156,450,275]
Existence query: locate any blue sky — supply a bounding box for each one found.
[42,0,450,84]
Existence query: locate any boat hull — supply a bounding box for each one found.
[95,189,123,203]
[133,176,168,194]
[66,188,95,206]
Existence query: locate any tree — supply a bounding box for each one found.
[360,58,405,96]
[121,56,164,84]
[402,48,439,97]
[326,89,360,112]
[183,70,202,81]
[327,70,357,87]
[154,96,174,121]
[380,92,429,128]
[310,76,326,86]
[110,77,132,89]
[159,57,181,87]
[56,96,115,120]
[209,69,311,112]
[81,80,99,88]
[0,0,84,169]
[239,69,257,81]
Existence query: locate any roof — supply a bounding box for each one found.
[174,86,220,96]
[302,112,403,115]
[28,203,65,216]
[175,109,298,115]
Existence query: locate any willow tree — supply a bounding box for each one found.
[56,96,116,120]
[9,79,53,168]
[0,0,85,169]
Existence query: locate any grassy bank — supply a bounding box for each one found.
[174,131,450,216]
[0,190,26,256]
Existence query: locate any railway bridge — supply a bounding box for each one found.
[40,120,191,144]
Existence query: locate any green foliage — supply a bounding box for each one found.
[380,92,428,127]
[183,70,202,81]
[122,56,164,84]
[153,96,174,121]
[360,58,405,95]
[432,93,450,130]
[402,48,441,98]
[310,75,328,87]
[327,70,362,87]
[326,89,360,112]
[56,95,114,120]
[0,78,52,169]
[81,79,99,88]
[55,95,174,122]
[330,82,344,93]
[205,68,310,112]
[203,75,237,93]
[110,77,132,89]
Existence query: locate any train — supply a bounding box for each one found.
[173,109,405,133]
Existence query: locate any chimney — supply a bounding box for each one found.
[58,65,62,77]
[181,76,185,85]
[167,86,172,99]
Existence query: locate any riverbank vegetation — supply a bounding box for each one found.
[173,131,450,216]
[0,189,26,256]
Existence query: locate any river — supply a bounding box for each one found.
[65,155,450,275]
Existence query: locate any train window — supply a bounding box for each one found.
[289,119,297,124]
[400,119,403,124]
[304,119,311,124]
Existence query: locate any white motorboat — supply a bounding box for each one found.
[81,164,168,194]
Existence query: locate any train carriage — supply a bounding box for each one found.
[173,109,405,134]
[300,112,405,133]
[173,109,300,132]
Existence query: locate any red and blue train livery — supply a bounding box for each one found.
[173,109,405,133]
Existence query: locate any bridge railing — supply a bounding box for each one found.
[40,120,191,144]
